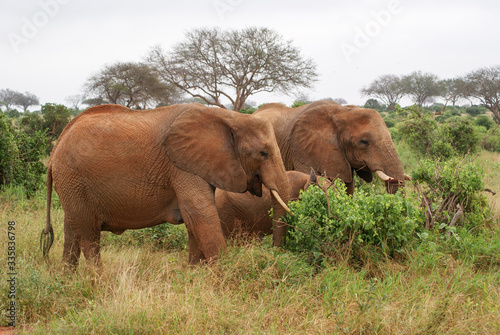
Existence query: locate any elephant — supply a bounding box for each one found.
[216,170,319,240]
[41,103,292,268]
[253,100,406,194]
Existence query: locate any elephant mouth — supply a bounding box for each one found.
[375,170,412,193]
[247,172,293,216]
[247,172,263,197]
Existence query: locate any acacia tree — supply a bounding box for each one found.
[0,89,21,111]
[401,71,444,107]
[65,94,84,113]
[361,74,405,110]
[440,78,467,107]
[13,91,39,112]
[148,27,318,111]
[462,65,500,124]
[84,62,179,109]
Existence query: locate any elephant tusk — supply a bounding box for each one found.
[376,170,406,184]
[375,170,392,181]
[271,189,295,217]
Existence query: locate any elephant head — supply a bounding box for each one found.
[255,100,405,194]
[164,106,291,199]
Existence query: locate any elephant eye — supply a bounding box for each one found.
[260,151,268,158]
[360,140,369,146]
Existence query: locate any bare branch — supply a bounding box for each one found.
[148,27,318,111]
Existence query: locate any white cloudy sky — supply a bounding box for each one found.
[1,0,499,107]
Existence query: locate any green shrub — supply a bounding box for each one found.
[0,113,47,195]
[397,107,437,156]
[397,106,478,158]
[291,100,307,108]
[283,180,423,266]
[103,223,188,251]
[479,127,500,152]
[465,106,487,117]
[474,115,494,130]
[411,157,491,231]
[440,116,478,156]
[383,117,396,128]
[239,107,257,114]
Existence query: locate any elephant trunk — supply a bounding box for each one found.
[260,156,292,247]
[271,189,293,216]
[374,143,406,194]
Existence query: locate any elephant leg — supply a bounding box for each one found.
[62,211,101,271]
[345,181,355,195]
[62,218,81,271]
[80,230,102,269]
[186,227,206,264]
[175,179,226,264]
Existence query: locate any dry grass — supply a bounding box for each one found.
[1,150,500,334]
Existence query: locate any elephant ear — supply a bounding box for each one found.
[290,106,352,182]
[164,106,248,193]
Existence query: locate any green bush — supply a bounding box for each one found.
[283,180,423,266]
[0,113,47,195]
[382,116,396,128]
[396,107,437,156]
[479,126,500,153]
[291,100,307,108]
[474,115,494,130]
[411,157,491,231]
[103,223,188,251]
[397,106,478,159]
[440,116,478,156]
[239,107,257,114]
[465,106,487,117]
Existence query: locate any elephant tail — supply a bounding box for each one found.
[41,164,54,258]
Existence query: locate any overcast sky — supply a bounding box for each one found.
[1,0,499,108]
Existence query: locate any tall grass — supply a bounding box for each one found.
[1,150,500,334]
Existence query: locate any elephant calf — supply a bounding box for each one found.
[216,170,320,240]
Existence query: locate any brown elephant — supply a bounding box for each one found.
[216,170,317,240]
[42,103,292,268]
[253,100,406,194]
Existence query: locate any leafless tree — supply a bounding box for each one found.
[65,94,84,111]
[333,98,347,105]
[84,62,180,109]
[462,65,500,124]
[0,89,19,111]
[401,71,444,107]
[147,27,318,111]
[361,74,405,110]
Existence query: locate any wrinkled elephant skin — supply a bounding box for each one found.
[43,103,291,268]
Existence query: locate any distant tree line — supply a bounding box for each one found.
[361,66,500,124]
[0,89,39,113]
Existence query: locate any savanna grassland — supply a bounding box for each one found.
[1,149,500,334]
